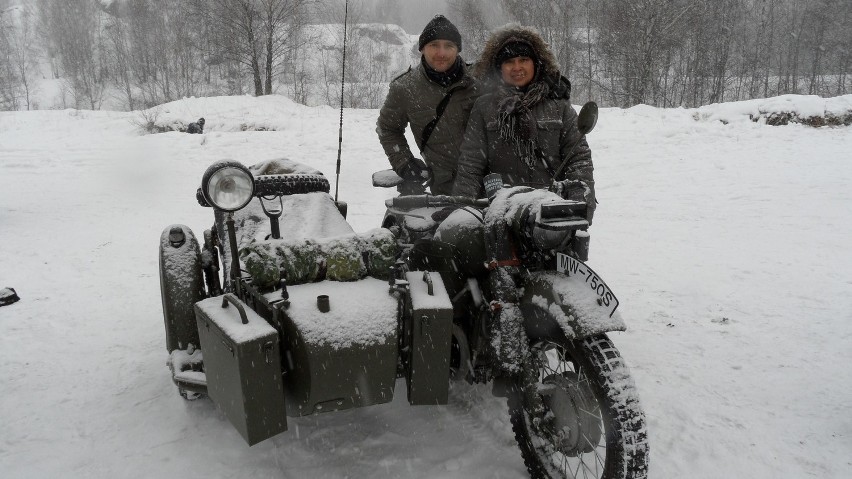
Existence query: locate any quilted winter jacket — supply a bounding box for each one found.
[376,61,480,195]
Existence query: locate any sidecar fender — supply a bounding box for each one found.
[159,224,206,352]
[519,271,626,340]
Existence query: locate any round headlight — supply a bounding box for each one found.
[201,161,255,211]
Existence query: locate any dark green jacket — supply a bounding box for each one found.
[450,24,595,221]
[452,93,594,198]
[376,61,480,195]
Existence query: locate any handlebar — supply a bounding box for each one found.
[385,195,489,210]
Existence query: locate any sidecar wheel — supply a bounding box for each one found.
[449,324,471,381]
[508,334,649,479]
[179,388,202,401]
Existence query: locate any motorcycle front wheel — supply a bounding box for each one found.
[508,334,649,479]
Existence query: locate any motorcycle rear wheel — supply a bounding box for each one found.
[508,334,649,479]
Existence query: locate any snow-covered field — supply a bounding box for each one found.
[1,94,851,478]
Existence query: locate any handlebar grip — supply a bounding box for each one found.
[390,195,432,209]
[388,195,489,209]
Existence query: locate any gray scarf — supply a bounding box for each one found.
[496,81,550,168]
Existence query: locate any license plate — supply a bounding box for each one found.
[556,253,620,317]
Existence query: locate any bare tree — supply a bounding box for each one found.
[197,0,312,97]
[259,0,316,95]
[593,0,698,106]
[835,1,852,94]
[5,0,850,111]
[5,4,40,110]
[199,0,264,95]
[104,14,135,109]
[316,0,369,107]
[501,0,580,78]
[0,5,20,110]
[448,0,493,60]
[37,0,105,109]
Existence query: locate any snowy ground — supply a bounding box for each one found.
[1,95,851,478]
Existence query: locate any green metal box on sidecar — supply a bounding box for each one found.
[158,158,453,446]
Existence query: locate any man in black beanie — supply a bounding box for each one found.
[376,15,480,195]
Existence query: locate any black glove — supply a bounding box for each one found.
[397,157,432,184]
[550,179,595,225]
[550,179,589,202]
[430,206,456,222]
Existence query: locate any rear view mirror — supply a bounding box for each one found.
[577,101,598,136]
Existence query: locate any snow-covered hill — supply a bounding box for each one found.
[1,95,851,478]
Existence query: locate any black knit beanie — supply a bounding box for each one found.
[494,39,538,68]
[418,15,462,52]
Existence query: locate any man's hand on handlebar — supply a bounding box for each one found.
[396,157,433,184]
[550,179,590,203]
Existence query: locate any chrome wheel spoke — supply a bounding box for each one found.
[523,340,607,478]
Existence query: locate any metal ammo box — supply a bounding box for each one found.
[404,271,453,405]
[195,294,287,446]
[272,279,398,416]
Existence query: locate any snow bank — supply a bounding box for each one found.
[139,94,333,133]
[693,93,852,126]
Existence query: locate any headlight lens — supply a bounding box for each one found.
[201,162,255,211]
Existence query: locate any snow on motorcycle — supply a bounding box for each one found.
[372,100,648,477]
[158,106,648,479]
[374,182,648,478]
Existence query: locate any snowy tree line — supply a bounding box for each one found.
[1,0,322,110]
[450,0,852,107]
[1,0,850,111]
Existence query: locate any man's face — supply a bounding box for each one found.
[500,56,535,88]
[422,40,459,73]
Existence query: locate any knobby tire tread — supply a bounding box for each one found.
[254,174,330,198]
[508,334,649,479]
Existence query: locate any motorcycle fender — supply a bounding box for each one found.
[519,271,626,339]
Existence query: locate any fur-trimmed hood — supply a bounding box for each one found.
[473,24,560,84]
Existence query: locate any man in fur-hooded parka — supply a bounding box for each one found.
[452,25,595,222]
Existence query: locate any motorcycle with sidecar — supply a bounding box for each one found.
[159,147,649,478]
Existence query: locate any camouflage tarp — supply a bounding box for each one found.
[240,228,398,288]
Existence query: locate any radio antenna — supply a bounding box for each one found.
[334,0,349,202]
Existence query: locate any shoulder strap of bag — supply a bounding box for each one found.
[420,87,460,152]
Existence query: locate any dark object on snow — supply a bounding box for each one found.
[187,117,205,134]
[0,287,20,306]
